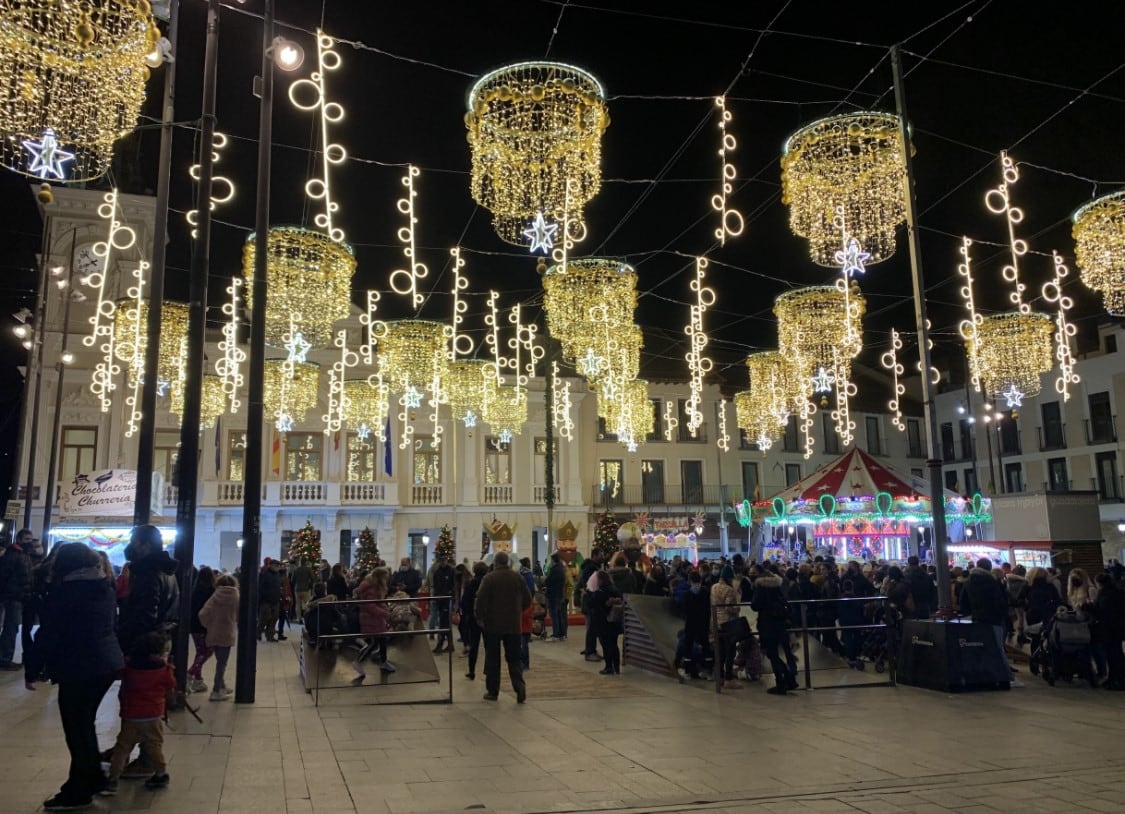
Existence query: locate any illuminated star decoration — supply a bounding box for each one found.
[23,128,75,180]
[463,410,478,429]
[577,347,605,377]
[1000,384,1024,408]
[284,331,312,364]
[756,433,773,451]
[498,428,513,444]
[356,424,372,441]
[276,413,295,432]
[522,211,558,254]
[156,380,170,397]
[403,386,423,409]
[834,237,871,278]
[811,366,835,393]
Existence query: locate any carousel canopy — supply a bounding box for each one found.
[741,448,987,528]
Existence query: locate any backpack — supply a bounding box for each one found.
[389,599,416,631]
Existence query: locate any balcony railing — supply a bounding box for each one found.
[1038,424,1067,451]
[1042,479,1073,492]
[998,434,1022,456]
[1085,416,1118,445]
[341,482,391,505]
[483,484,513,504]
[1091,475,1124,503]
[907,443,925,459]
[217,481,245,505]
[164,483,179,506]
[533,485,560,504]
[281,481,326,503]
[590,483,734,507]
[411,484,443,505]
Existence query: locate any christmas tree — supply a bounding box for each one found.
[288,519,321,564]
[434,524,455,560]
[355,527,379,572]
[592,512,619,559]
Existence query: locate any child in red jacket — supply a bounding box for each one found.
[103,633,176,794]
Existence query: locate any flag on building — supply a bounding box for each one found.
[271,431,281,476]
[383,418,393,477]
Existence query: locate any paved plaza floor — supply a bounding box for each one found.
[2,629,1124,814]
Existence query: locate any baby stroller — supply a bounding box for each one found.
[856,602,901,674]
[531,590,549,639]
[1033,608,1098,687]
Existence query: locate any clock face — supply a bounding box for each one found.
[75,246,103,277]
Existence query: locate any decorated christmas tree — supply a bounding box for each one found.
[355,526,379,572]
[288,519,321,564]
[434,524,455,560]
[592,512,619,559]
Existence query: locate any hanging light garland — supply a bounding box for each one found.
[712,95,744,246]
[828,208,864,447]
[970,152,1054,407]
[880,328,906,432]
[551,360,574,441]
[663,400,679,442]
[1043,251,1080,402]
[1072,190,1125,315]
[215,277,246,415]
[466,61,609,246]
[242,226,356,347]
[957,236,985,393]
[264,359,321,431]
[736,351,796,450]
[358,289,382,367]
[118,260,147,438]
[601,379,652,452]
[289,30,347,242]
[716,399,731,452]
[113,298,189,399]
[323,328,360,435]
[683,257,715,437]
[388,164,429,310]
[83,190,133,412]
[0,0,159,181]
[781,111,906,266]
[186,132,235,238]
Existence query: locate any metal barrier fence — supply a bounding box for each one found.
[710,596,898,693]
[300,595,455,707]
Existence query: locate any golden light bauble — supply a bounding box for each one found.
[444,359,490,423]
[376,320,450,395]
[972,312,1054,400]
[264,360,321,423]
[774,285,866,386]
[112,299,189,388]
[542,258,637,364]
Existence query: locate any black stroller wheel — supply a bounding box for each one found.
[874,659,885,673]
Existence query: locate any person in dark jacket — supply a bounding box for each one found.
[474,552,531,701]
[258,560,283,641]
[679,571,711,678]
[642,564,669,597]
[431,555,456,653]
[750,572,798,695]
[1024,566,1061,675]
[186,566,215,693]
[117,525,179,659]
[904,555,937,619]
[0,530,32,668]
[326,563,349,602]
[395,557,423,597]
[589,570,623,675]
[607,552,638,595]
[544,553,568,640]
[1091,573,1125,690]
[460,561,487,680]
[21,531,50,672]
[959,558,1009,628]
[25,543,125,811]
[577,552,603,659]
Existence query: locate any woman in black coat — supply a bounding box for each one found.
[460,562,487,680]
[589,570,623,675]
[25,543,125,811]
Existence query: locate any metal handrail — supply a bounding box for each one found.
[302,594,455,707]
[709,595,897,694]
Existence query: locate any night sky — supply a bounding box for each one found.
[1,0,1123,501]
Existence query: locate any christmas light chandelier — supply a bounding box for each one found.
[1072,190,1125,315]
[445,359,490,428]
[600,379,652,452]
[171,374,226,430]
[466,61,609,246]
[542,258,637,364]
[376,320,449,449]
[242,226,356,348]
[343,378,389,441]
[113,298,189,395]
[264,359,321,431]
[735,351,797,450]
[781,112,906,266]
[482,382,528,443]
[0,0,159,181]
[962,152,1054,407]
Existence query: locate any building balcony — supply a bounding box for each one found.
[1042,479,1073,492]
[1091,475,1124,503]
[483,484,513,504]
[590,483,732,508]
[1038,424,1067,451]
[1085,416,1118,445]
[533,485,560,504]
